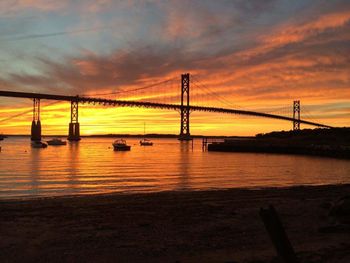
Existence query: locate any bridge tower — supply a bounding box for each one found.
[293,100,300,130]
[31,98,41,141]
[68,100,81,141]
[179,73,191,141]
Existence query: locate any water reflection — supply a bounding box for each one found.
[0,137,349,199]
[29,147,43,196]
[177,141,191,190]
[67,141,80,193]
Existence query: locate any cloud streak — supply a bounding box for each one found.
[0,26,113,42]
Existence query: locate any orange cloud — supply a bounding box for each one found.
[266,12,350,44]
[236,10,350,60]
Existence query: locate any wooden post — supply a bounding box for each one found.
[259,205,299,263]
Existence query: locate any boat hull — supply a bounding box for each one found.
[113,145,131,151]
[47,141,67,146]
[140,142,153,146]
[31,141,48,148]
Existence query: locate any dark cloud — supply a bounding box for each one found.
[4,45,202,94]
[232,0,278,13]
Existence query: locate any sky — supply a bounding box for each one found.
[0,0,349,136]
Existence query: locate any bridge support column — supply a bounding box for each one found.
[31,98,41,141]
[293,100,300,131]
[68,100,81,141]
[179,73,191,141]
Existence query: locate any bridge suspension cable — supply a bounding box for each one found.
[191,75,245,110]
[0,101,61,123]
[82,77,178,99]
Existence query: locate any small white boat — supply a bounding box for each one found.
[112,139,131,151]
[140,123,153,146]
[140,138,153,146]
[31,141,48,148]
[47,138,67,146]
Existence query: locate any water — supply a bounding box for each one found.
[0,137,349,199]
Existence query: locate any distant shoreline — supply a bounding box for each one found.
[208,127,350,159]
[2,134,253,139]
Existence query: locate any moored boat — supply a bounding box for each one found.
[47,138,67,146]
[112,139,131,151]
[140,123,153,146]
[31,141,48,148]
[140,138,153,146]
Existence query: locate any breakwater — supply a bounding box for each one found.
[208,128,350,159]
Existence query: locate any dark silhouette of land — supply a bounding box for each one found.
[256,127,350,144]
[208,128,350,159]
[1,184,349,262]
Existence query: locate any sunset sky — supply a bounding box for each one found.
[0,0,349,136]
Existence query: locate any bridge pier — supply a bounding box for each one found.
[68,100,81,141]
[293,100,300,130]
[179,73,191,141]
[31,98,41,141]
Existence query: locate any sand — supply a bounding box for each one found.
[1,184,350,263]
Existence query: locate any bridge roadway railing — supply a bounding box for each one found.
[0,90,332,129]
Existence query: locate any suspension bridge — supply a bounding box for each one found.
[0,73,332,141]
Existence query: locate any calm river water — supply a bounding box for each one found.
[0,137,349,199]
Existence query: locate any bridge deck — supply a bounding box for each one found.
[0,90,332,128]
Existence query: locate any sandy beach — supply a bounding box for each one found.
[1,184,350,263]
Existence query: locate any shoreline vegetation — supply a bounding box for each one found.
[1,184,350,262]
[208,127,350,159]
